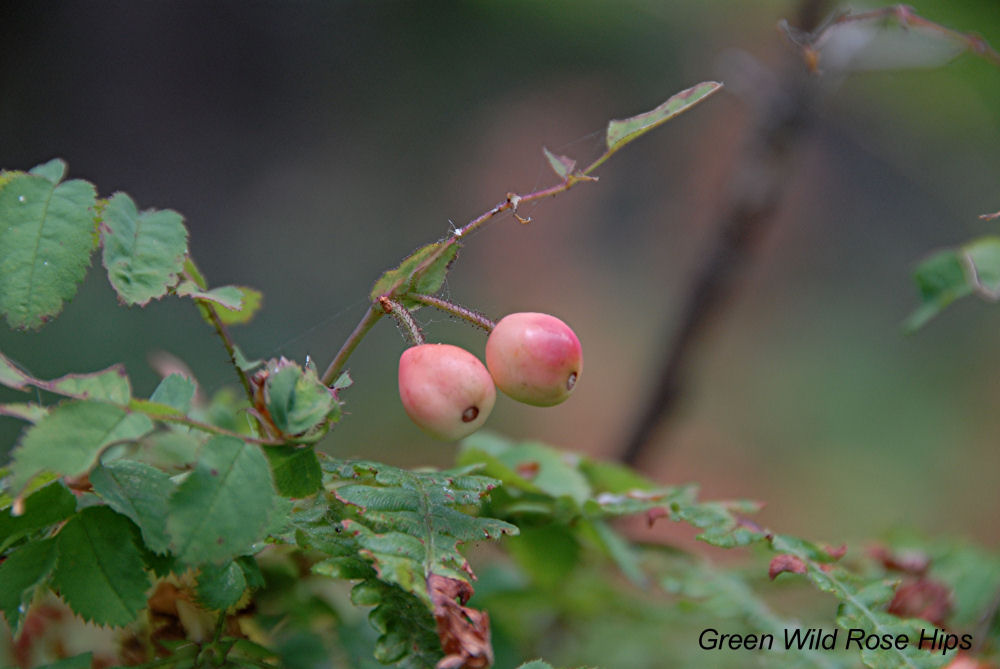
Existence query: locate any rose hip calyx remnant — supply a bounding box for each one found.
[485,312,582,407]
[398,343,496,440]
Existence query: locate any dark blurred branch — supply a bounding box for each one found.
[619,0,827,467]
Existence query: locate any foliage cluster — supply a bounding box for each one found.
[2,7,1000,669]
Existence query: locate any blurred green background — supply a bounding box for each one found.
[2,0,999,556]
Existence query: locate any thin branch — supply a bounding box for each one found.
[179,264,256,413]
[320,303,383,386]
[202,302,254,401]
[140,408,285,446]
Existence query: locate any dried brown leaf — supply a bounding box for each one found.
[769,554,807,580]
[869,545,930,575]
[888,577,954,627]
[645,507,668,528]
[428,574,493,669]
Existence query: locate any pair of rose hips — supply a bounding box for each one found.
[398,312,582,440]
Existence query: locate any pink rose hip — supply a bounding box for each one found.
[485,312,582,407]
[398,343,496,440]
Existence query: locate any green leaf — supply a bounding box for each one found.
[357,578,442,667]
[236,555,265,590]
[905,248,974,331]
[485,441,591,505]
[196,560,248,611]
[653,552,851,669]
[208,285,263,326]
[0,350,31,389]
[460,433,762,549]
[265,364,335,437]
[0,352,131,403]
[516,662,555,669]
[965,236,1000,293]
[504,525,579,588]
[370,240,460,307]
[581,518,647,587]
[175,281,244,309]
[10,400,153,492]
[233,345,263,372]
[101,192,188,306]
[769,534,951,669]
[265,445,323,498]
[0,402,48,423]
[36,654,94,669]
[578,458,654,493]
[166,436,277,564]
[332,371,353,392]
[542,147,576,180]
[90,459,175,554]
[0,167,98,329]
[48,364,132,403]
[135,430,203,470]
[924,540,1000,629]
[183,256,207,289]
[905,236,1000,331]
[127,398,184,420]
[30,158,68,184]
[0,481,77,552]
[150,373,196,413]
[0,537,57,633]
[323,459,517,604]
[458,433,587,502]
[606,81,722,153]
[52,506,151,627]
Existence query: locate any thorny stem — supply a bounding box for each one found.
[321,303,383,386]
[410,293,496,332]
[379,296,427,346]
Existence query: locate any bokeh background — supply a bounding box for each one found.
[2,0,999,559]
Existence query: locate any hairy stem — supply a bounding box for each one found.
[410,293,496,332]
[321,303,383,386]
[379,296,426,346]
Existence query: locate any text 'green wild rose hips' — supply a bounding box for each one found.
[398,343,496,441]
[485,312,582,407]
